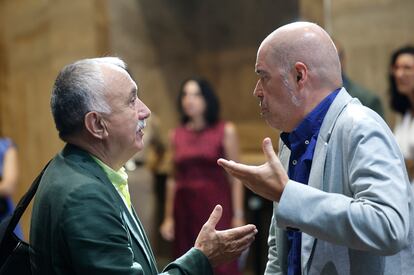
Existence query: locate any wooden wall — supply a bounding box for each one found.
[0,0,110,238]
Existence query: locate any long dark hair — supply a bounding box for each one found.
[389,45,414,115]
[177,77,220,126]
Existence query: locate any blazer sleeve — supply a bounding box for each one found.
[276,108,411,255]
[264,205,283,275]
[161,248,213,275]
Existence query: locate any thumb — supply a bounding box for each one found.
[205,205,223,229]
[262,137,277,162]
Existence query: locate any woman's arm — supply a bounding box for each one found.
[223,122,245,227]
[160,130,176,241]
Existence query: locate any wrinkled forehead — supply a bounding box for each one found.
[100,63,128,79]
[102,63,136,85]
[101,63,137,97]
[255,40,280,73]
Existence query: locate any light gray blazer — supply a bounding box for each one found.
[265,88,414,275]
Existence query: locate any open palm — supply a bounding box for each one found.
[217,137,289,202]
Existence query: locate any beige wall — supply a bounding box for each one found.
[0,0,110,238]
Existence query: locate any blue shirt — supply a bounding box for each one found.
[280,88,340,275]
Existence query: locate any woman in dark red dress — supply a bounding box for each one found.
[160,77,245,274]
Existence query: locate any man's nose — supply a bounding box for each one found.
[253,80,262,97]
[138,101,151,118]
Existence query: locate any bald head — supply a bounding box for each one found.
[260,22,342,89]
[254,22,343,131]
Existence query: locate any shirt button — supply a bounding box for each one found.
[292,160,297,165]
[305,140,309,145]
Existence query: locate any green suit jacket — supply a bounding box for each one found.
[30,144,213,275]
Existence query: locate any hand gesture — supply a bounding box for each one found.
[217,137,289,202]
[194,205,257,267]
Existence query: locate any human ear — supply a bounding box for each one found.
[84,112,107,139]
[294,62,307,84]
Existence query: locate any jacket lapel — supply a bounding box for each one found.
[121,210,158,274]
[131,207,158,272]
[301,88,354,272]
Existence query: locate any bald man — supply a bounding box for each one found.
[218,22,414,275]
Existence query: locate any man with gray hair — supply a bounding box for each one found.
[218,22,414,274]
[30,57,257,275]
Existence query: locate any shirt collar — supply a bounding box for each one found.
[90,155,128,187]
[281,88,341,149]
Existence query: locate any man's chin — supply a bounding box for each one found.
[265,119,284,132]
[134,140,145,151]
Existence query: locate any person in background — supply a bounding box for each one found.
[389,45,414,185]
[0,132,22,238]
[335,40,385,117]
[218,22,414,275]
[160,77,245,275]
[30,57,257,275]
